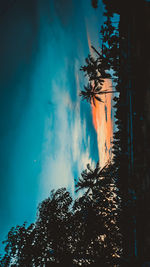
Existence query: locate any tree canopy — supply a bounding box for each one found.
[0,163,122,266]
[79,14,119,106]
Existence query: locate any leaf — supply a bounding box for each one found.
[95,95,104,103]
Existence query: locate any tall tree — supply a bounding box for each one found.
[79,82,114,106]
[1,188,74,267]
[0,223,37,267]
[1,169,122,266]
[75,162,122,265]
[36,188,73,266]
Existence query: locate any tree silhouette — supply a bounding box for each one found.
[79,82,114,106]
[102,0,121,15]
[36,188,73,266]
[100,16,119,75]
[75,162,122,265]
[0,165,122,266]
[0,223,37,266]
[80,52,112,83]
[80,54,105,84]
[76,161,109,194]
[1,188,74,267]
[80,16,119,107]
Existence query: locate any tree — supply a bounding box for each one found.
[0,223,37,267]
[80,19,119,107]
[100,16,119,74]
[36,188,73,266]
[1,188,74,267]
[80,52,112,83]
[80,54,105,84]
[100,17,116,43]
[76,161,109,194]
[75,162,122,265]
[79,82,115,106]
[102,0,121,15]
[1,168,122,266]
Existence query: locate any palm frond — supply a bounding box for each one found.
[95,95,103,102]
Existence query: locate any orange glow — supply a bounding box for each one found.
[86,30,93,55]
[86,30,113,167]
[92,79,114,168]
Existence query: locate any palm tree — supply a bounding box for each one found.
[75,162,122,264]
[80,54,104,83]
[76,161,112,195]
[79,82,115,106]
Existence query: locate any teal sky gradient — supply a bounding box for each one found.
[0,0,105,252]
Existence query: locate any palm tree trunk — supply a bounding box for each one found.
[91,46,101,57]
[97,90,115,94]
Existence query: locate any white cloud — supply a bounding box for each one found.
[39,65,96,201]
[70,106,95,176]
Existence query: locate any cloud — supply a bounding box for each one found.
[40,67,95,200]
[70,102,95,175]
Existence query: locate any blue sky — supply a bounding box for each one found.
[0,0,105,252]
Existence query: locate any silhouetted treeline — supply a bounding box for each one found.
[81,1,149,264]
[102,0,150,264]
[91,0,121,15]
[79,14,119,106]
[0,163,122,266]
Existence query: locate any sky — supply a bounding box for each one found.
[92,79,114,167]
[0,0,114,253]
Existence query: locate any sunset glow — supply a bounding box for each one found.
[86,30,114,168]
[92,79,114,167]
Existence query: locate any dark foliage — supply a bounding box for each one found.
[0,163,122,266]
[79,15,119,106]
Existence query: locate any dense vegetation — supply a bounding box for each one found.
[0,163,122,266]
